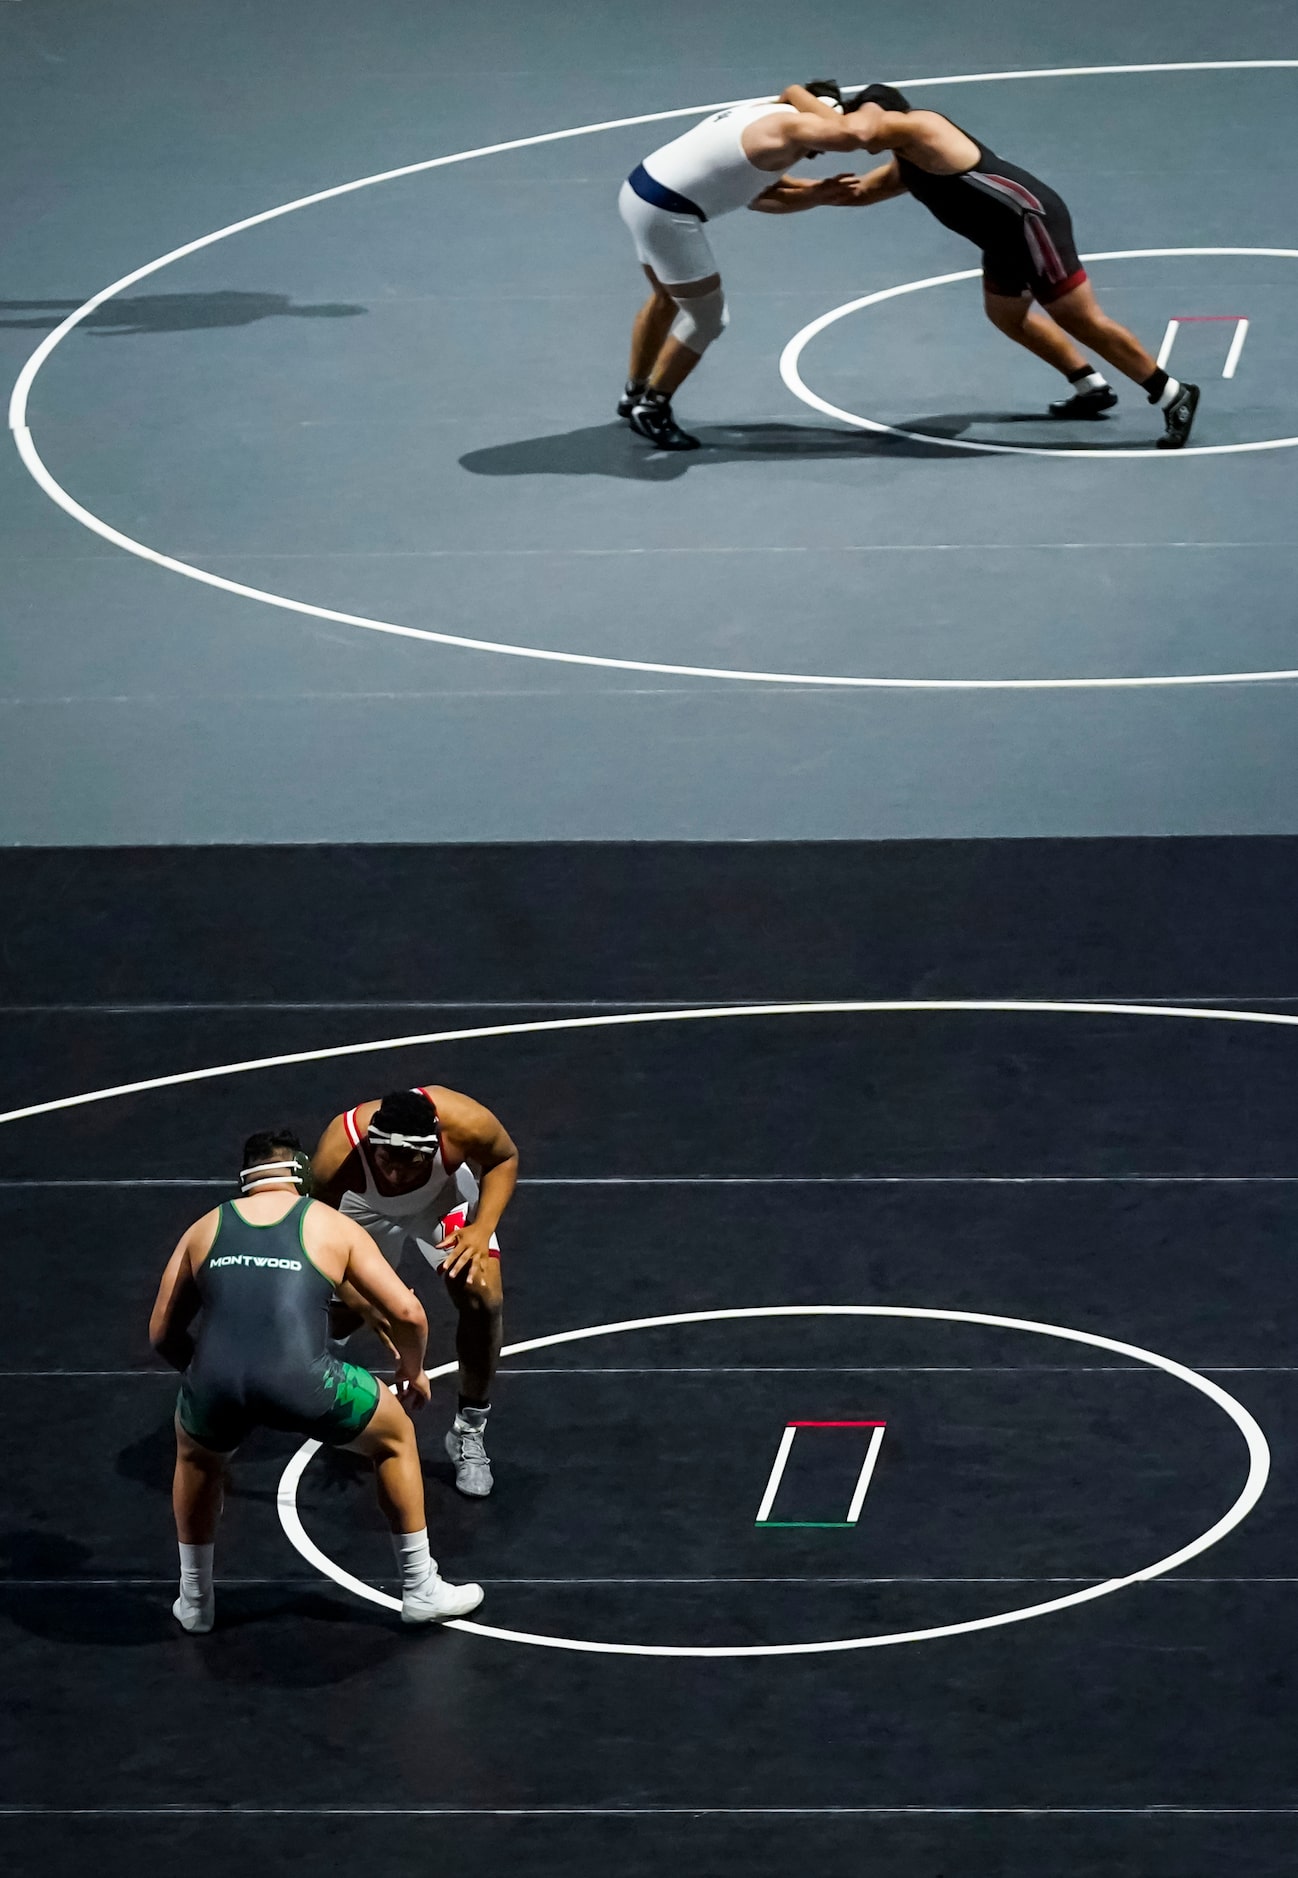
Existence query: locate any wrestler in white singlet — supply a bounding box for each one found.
[336,1096,500,1272]
[642,102,799,219]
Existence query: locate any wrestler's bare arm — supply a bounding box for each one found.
[779,83,843,119]
[840,158,909,206]
[148,1212,217,1369]
[742,107,875,170]
[857,108,980,170]
[749,174,860,212]
[310,1111,370,1207]
[423,1084,518,1284]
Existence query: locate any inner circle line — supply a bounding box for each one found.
[780,247,1298,460]
[278,1303,1270,1659]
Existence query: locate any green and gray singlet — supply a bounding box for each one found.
[177,1196,381,1453]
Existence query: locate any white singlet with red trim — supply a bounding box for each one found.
[341,1098,466,1221]
[641,102,798,218]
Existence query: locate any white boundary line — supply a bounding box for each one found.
[1156,318,1180,369]
[8,997,1298,1128]
[753,1424,799,1523]
[8,61,1298,691]
[845,1425,888,1525]
[276,1303,1271,1658]
[779,249,1298,459]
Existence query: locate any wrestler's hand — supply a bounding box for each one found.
[438,1220,495,1285]
[395,1368,431,1417]
[817,172,863,204]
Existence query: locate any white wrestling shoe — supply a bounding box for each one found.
[445,1408,493,1497]
[402,1568,484,1624]
[172,1592,214,1634]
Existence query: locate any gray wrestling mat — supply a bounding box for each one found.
[2,6,1297,839]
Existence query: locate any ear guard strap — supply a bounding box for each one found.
[239,1152,312,1195]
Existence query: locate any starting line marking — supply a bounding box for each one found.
[1157,315,1250,378]
[755,1421,887,1526]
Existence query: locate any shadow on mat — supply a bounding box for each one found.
[190,1588,407,1686]
[460,417,989,480]
[0,1529,406,1673]
[0,291,366,335]
[901,408,1151,452]
[115,1414,176,1495]
[0,1530,174,1646]
[116,1414,297,1509]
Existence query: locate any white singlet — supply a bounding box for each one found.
[640,102,797,219]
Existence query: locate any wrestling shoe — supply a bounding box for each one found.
[1047,385,1118,419]
[1157,381,1200,450]
[172,1592,214,1635]
[628,389,699,451]
[617,378,645,419]
[445,1408,493,1497]
[401,1568,484,1625]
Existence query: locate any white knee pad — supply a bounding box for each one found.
[670,286,729,354]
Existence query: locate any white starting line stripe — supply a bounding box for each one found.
[1223,318,1250,379]
[753,1425,799,1524]
[846,1425,888,1525]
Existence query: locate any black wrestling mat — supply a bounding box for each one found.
[0,839,1295,1875]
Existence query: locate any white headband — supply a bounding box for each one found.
[367,1124,439,1152]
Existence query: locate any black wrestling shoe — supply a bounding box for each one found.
[627,390,699,451]
[1047,385,1118,419]
[617,379,645,419]
[1157,381,1200,450]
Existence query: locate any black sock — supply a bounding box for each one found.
[457,1393,489,1416]
[625,376,646,395]
[1067,364,1095,384]
[1142,367,1171,404]
[642,384,669,405]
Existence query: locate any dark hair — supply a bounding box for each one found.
[371,1088,440,1141]
[803,79,844,109]
[241,1127,303,1168]
[848,83,912,114]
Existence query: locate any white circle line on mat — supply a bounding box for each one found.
[7,62,1298,690]
[276,1302,1270,1658]
[780,248,1298,458]
[7,997,1298,1129]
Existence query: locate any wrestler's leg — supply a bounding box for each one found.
[628,266,680,386]
[984,283,1091,375]
[443,1253,504,1408]
[1044,276,1160,382]
[170,1412,231,1633]
[345,1386,484,1622]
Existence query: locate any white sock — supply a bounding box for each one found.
[1157,375,1182,409]
[455,1402,490,1430]
[178,1541,214,1603]
[392,1527,435,1591]
[1071,369,1108,394]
